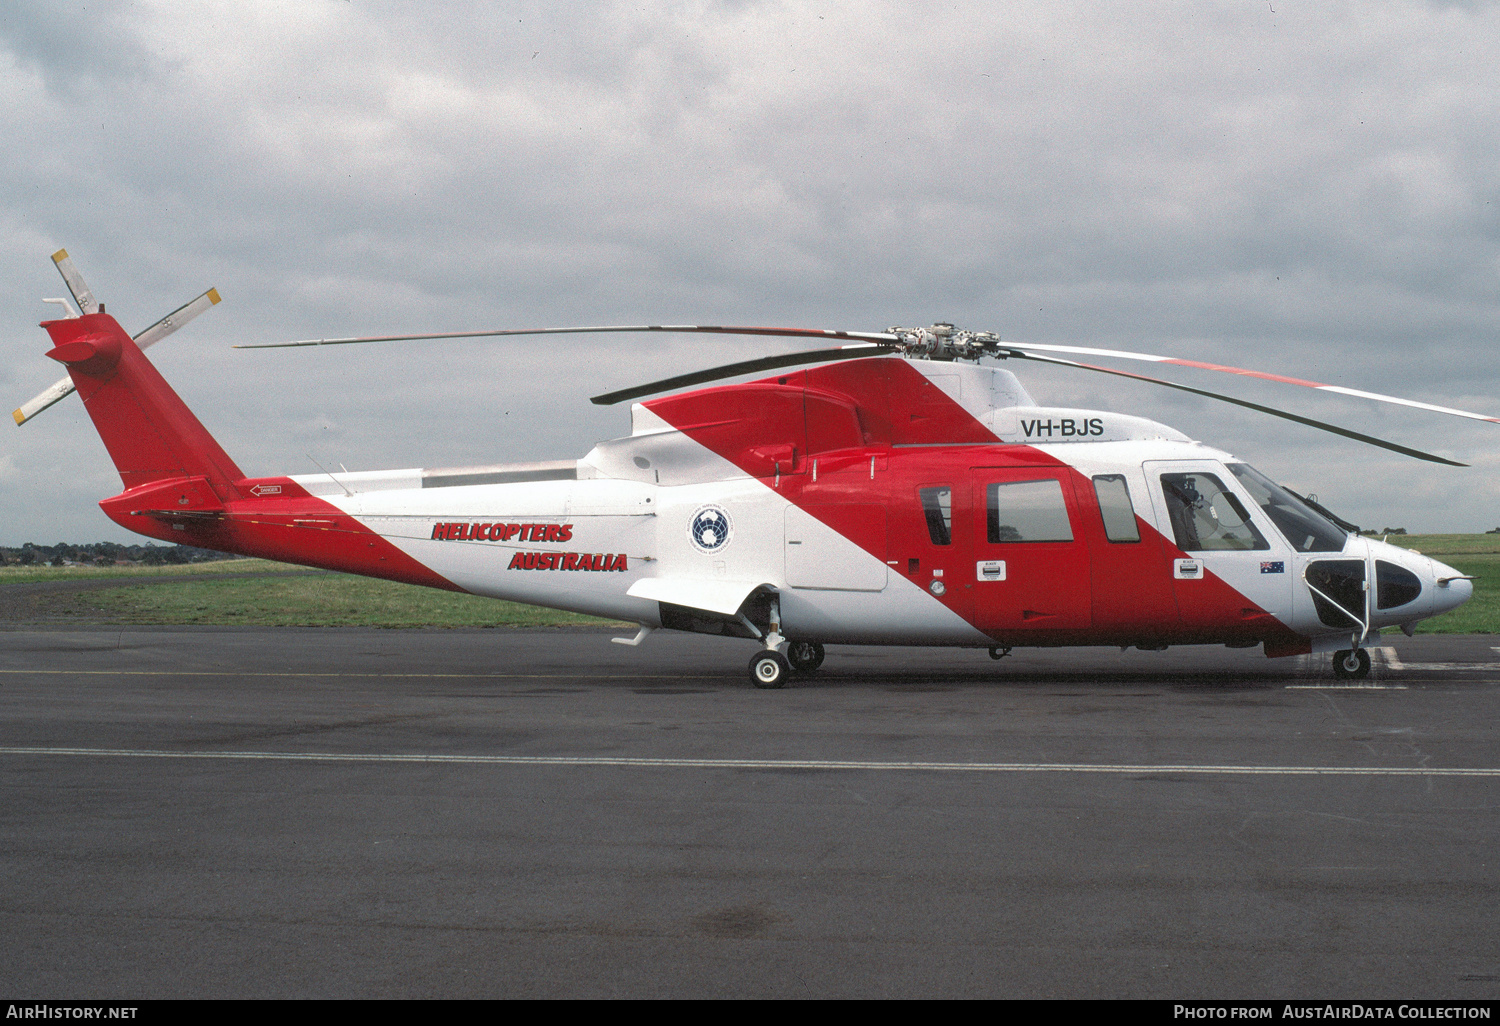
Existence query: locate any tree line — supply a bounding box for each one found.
[0,542,238,567]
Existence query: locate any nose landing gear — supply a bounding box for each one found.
[1332,648,1371,680]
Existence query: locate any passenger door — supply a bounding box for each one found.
[969,468,1091,633]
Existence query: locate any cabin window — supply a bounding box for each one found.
[1092,475,1140,543]
[1159,472,1269,552]
[919,486,952,545]
[986,479,1074,543]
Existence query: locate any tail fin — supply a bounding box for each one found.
[43,312,245,497]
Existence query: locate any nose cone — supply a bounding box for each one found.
[1430,558,1474,615]
[1363,538,1466,627]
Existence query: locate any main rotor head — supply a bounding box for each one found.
[885,323,1005,361]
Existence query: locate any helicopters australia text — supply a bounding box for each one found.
[506,551,629,572]
[432,521,573,542]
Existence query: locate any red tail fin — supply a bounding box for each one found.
[44,312,244,497]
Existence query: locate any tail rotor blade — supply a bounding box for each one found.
[12,376,76,426]
[15,286,222,427]
[133,288,222,349]
[50,249,99,315]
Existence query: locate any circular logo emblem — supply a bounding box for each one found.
[689,504,733,553]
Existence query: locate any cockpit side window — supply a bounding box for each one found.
[919,486,952,546]
[1159,472,1269,552]
[1225,463,1346,553]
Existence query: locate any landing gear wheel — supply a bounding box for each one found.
[786,641,825,673]
[988,646,1012,661]
[1332,648,1371,680]
[749,650,792,689]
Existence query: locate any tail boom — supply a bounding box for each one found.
[98,476,462,590]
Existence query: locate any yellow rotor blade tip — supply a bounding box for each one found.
[51,249,68,263]
[13,409,26,426]
[207,288,221,304]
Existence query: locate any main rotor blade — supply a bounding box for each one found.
[1005,342,1500,426]
[235,324,897,349]
[1003,349,1467,466]
[589,343,900,405]
[232,315,1492,439]
[14,287,222,427]
[50,249,99,315]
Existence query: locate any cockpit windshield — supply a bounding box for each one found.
[1226,463,1347,553]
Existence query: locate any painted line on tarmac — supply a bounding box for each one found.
[2,746,1499,777]
[1378,647,1500,672]
[1286,684,1407,690]
[0,669,717,679]
[1286,650,1500,685]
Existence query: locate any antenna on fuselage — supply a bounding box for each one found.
[306,454,353,497]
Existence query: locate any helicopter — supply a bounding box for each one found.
[15,250,1487,687]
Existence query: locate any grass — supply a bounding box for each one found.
[1406,552,1497,634]
[1384,534,1500,556]
[0,558,293,585]
[58,572,622,628]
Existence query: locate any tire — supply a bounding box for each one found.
[786,641,825,673]
[749,650,791,689]
[1332,648,1371,680]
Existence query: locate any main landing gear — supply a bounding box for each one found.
[746,592,828,688]
[749,649,792,688]
[749,641,825,688]
[787,641,826,673]
[1332,648,1371,680]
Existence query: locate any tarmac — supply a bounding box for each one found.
[2,626,1499,998]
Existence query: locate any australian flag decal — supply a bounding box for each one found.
[1260,561,1285,574]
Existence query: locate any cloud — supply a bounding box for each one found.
[1,0,1497,542]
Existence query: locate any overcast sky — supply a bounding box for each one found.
[2,0,1498,546]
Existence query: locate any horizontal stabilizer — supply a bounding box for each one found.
[134,509,227,524]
